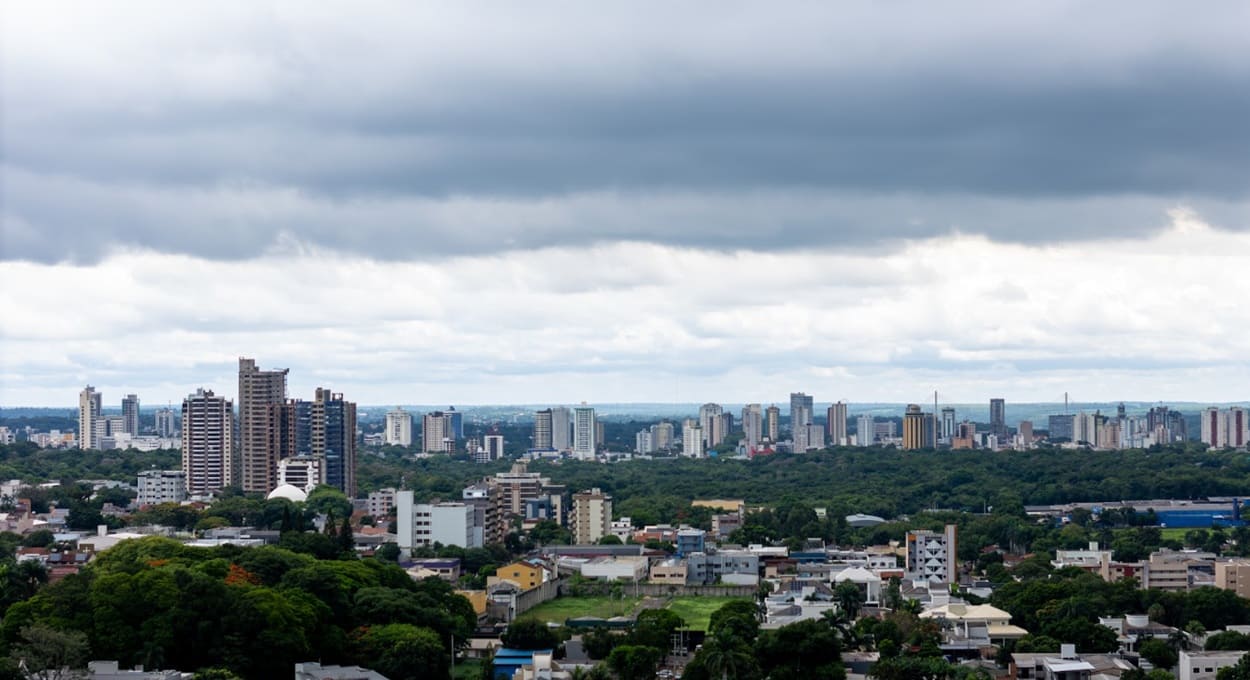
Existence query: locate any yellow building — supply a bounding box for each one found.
[903,404,925,450]
[490,560,546,591]
[456,590,488,616]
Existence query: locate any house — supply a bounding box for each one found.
[490,560,549,591]
[1099,615,1177,652]
[406,558,461,583]
[1011,646,1135,680]
[293,662,390,679]
[490,648,554,680]
[833,567,883,605]
[920,602,1028,653]
[1178,650,1248,680]
[649,558,688,585]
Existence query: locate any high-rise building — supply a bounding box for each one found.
[682,423,705,458]
[181,388,234,496]
[78,386,102,450]
[446,406,463,440]
[1048,414,1075,441]
[571,488,612,545]
[395,491,480,549]
[1229,408,1248,449]
[789,393,814,435]
[635,429,654,454]
[902,404,926,450]
[533,409,554,450]
[311,388,356,496]
[422,411,454,453]
[940,407,957,442]
[385,407,413,447]
[906,525,958,583]
[483,434,505,461]
[1018,420,1034,445]
[572,405,596,459]
[238,357,289,494]
[121,394,140,435]
[741,404,763,448]
[550,407,571,451]
[827,402,848,446]
[699,403,725,449]
[154,407,177,438]
[650,421,674,451]
[990,398,1007,440]
[1073,411,1099,445]
[856,415,875,446]
[765,405,781,442]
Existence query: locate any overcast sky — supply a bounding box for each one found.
[2,2,1249,408]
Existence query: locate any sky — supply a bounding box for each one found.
[2,2,1249,408]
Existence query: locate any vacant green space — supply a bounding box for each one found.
[452,658,483,680]
[519,596,642,624]
[665,596,751,631]
[1159,527,1189,542]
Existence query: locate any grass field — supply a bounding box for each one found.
[519,596,643,624]
[665,596,750,631]
[1159,527,1190,542]
[452,659,483,680]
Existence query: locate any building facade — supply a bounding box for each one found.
[385,407,413,447]
[906,524,958,583]
[827,402,848,447]
[181,388,234,496]
[237,357,289,494]
[572,488,612,545]
[136,469,186,506]
[78,385,102,450]
[572,405,596,459]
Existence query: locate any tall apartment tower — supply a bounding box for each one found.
[237,357,289,493]
[827,402,848,446]
[121,394,140,435]
[182,388,234,496]
[423,411,452,452]
[550,407,571,451]
[682,423,705,458]
[572,488,612,544]
[789,392,814,435]
[533,409,554,449]
[154,407,177,438]
[741,404,763,448]
[311,388,356,496]
[385,407,413,447]
[856,415,875,446]
[699,403,725,449]
[941,407,957,442]
[1229,408,1248,449]
[765,405,781,442]
[902,404,926,450]
[78,386,102,450]
[650,421,674,450]
[990,398,1007,439]
[572,405,596,459]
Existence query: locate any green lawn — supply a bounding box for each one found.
[1158,527,1189,542]
[452,658,483,680]
[519,596,643,624]
[665,596,750,631]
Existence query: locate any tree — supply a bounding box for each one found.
[305,486,353,523]
[686,630,759,680]
[192,670,243,680]
[606,645,662,680]
[755,618,845,680]
[835,582,866,620]
[1218,652,1250,680]
[500,618,560,651]
[1139,639,1178,670]
[8,624,90,680]
[1207,631,1250,651]
[708,600,760,642]
[375,543,401,562]
[351,624,449,680]
[598,535,623,545]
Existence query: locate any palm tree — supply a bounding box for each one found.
[698,630,755,680]
[835,581,866,620]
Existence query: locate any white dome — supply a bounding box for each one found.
[266,484,308,502]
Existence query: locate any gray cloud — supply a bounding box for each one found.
[2,2,1249,263]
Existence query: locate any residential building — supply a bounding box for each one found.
[941,407,957,443]
[488,463,554,516]
[445,407,463,439]
[699,403,725,448]
[384,407,413,447]
[1148,549,1215,591]
[154,407,177,438]
[906,524,958,583]
[181,388,234,496]
[311,388,356,496]
[366,488,396,518]
[790,392,813,436]
[533,409,554,450]
[634,429,653,455]
[1217,560,1250,599]
[492,560,548,591]
[237,357,289,494]
[742,404,763,448]
[1018,420,1034,446]
[571,488,612,545]
[650,421,674,451]
[1179,651,1249,680]
[395,491,480,549]
[827,402,848,446]
[572,405,596,459]
[136,470,186,507]
[990,398,1007,440]
[549,407,571,451]
[482,434,504,462]
[682,423,704,458]
[856,415,875,446]
[463,482,505,546]
[120,394,140,435]
[422,411,454,453]
[903,404,926,450]
[78,385,102,450]
[765,405,781,442]
[676,528,707,556]
[1049,414,1075,441]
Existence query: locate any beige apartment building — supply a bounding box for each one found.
[572,488,612,545]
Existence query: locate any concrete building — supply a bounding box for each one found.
[571,488,612,545]
[78,385,102,450]
[463,482,505,546]
[1179,650,1248,680]
[742,404,763,448]
[650,421,674,451]
[384,407,413,447]
[903,404,926,450]
[1216,560,1250,599]
[990,398,1007,440]
[181,388,234,496]
[277,456,321,493]
[699,403,725,449]
[366,488,396,518]
[533,408,554,450]
[488,463,554,516]
[790,392,813,436]
[154,407,177,438]
[687,551,760,586]
[766,405,781,442]
[582,556,648,581]
[856,415,875,446]
[237,357,289,494]
[136,470,186,507]
[549,407,571,451]
[311,388,356,496]
[634,429,653,455]
[827,402,848,446]
[906,524,958,583]
[1048,414,1075,441]
[682,423,704,458]
[120,394,140,436]
[395,491,480,549]
[941,407,957,443]
[422,411,454,453]
[572,405,596,459]
[482,434,504,462]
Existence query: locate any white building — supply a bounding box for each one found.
[136,470,186,507]
[181,388,234,496]
[856,415,875,446]
[699,403,725,449]
[277,456,321,493]
[581,556,648,581]
[827,402,848,447]
[742,404,763,448]
[79,385,102,450]
[1179,650,1248,680]
[0,427,13,445]
[572,405,596,459]
[367,488,397,518]
[154,407,177,438]
[395,490,480,549]
[422,411,453,453]
[550,407,571,451]
[682,424,704,458]
[482,434,505,461]
[385,407,413,447]
[906,524,958,584]
[635,429,654,454]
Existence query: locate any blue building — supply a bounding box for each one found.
[675,528,706,556]
[490,648,552,680]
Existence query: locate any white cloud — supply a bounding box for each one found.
[3,208,1248,406]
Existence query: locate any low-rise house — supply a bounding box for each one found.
[406,558,461,583]
[921,602,1028,653]
[581,556,647,581]
[490,560,551,591]
[1099,614,1177,652]
[650,558,688,585]
[1011,646,1135,680]
[1178,650,1248,680]
[833,567,883,605]
[87,660,191,679]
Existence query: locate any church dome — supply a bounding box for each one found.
[266,483,308,502]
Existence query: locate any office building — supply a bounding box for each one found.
[699,403,725,448]
[572,405,596,459]
[650,421,674,451]
[856,415,875,446]
[572,488,612,545]
[789,392,814,435]
[990,398,1006,440]
[941,407,956,443]
[765,405,780,442]
[422,411,454,453]
[181,388,234,496]
[902,404,926,450]
[445,406,463,440]
[121,394,140,435]
[533,409,554,450]
[827,402,848,446]
[238,357,289,494]
[482,434,505,461]
[1048,414,1075,441]
[488,462,555,516]
[395,491,480,549]
[635,429,654,454]
[906,524,958,583]
[154,407,177,438]
[742,404,763,448]
[1018,420,1034,446]
[311,388,356,496]
[78,386,102,450]
[385,407,413,447]
[682,423,705,458]
[136,469,186,507]
[550,407,571,451]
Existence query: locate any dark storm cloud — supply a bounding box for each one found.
[2,1,1248,262]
